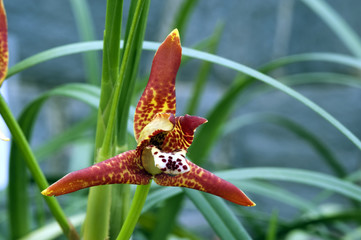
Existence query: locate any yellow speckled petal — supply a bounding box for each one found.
[154,160,255,206]
[134,29,181,141]
[0,0,8,86]
[137,113,175,146]
[161,115,207,152]
[41,150,151,197]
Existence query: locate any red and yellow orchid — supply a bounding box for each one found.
[0,0,8,86]
[0,0,10,142]
[41,29,255,207]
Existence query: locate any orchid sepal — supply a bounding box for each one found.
[41,150,151,197]
[134,29,181,141]
[154,159,255,206]
[0,0,8,86]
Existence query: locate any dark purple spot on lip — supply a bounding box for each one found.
[177,159,182,162]
[159,155,165,158]
[183,165,188,170]
[162,159,166,162]
[181,154,185,158]
[168,156,173,160]
[161,168,166,171]
[154,152,158,155]
[178,162,183,166]
[178,169,181,172]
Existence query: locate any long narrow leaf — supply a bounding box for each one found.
[186,23,224,115]
[9,83,98,239]
[0,95,79,239]
[301,0,361,57]
[184,189,237,240]
[203,193,252,239]
[142,187,182,213]
[280,72,361,89]
[239,180,315,212]
[69,0,100,85]
[8,43,361,79]
[224,113,346,177]
[171,0,199,36]
[277,210,361,238]
[216,167,361,202]
[6,42,361,153]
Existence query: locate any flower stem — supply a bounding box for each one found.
[116,183,152,240]
[0,95,79,239]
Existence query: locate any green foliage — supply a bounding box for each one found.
[1,0,361,239]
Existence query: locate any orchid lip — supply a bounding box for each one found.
[142,145,190,176]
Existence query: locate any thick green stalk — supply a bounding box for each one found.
[0,95,79,240]
[100,0,144,153]
[83,0,123,238]
[84,0,146,239]
[116,183,152,240]
[116,0,150,148]
[8,141,29,239]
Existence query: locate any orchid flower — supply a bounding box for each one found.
[0,0,10,142]
[42,29,255,207]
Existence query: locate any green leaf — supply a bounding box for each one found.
[301,0,361,57]
[69,0,100,85]
[34,114,97,161]
[277,210,361,238]
[223,113,346,177]
[239,180,315,212]
[0,95,79,239]
[7,83,99,239]
[7,40,361,153]
[186,22,224,115]
[202,193,252,239]
[142,187,182,213]
[171,0,199,36]
[216,167,361,202]
[184,189,239,240]
[266,210,279,240]
[20,213,85,240]
[280,72,361,89]
[180,48,361,154]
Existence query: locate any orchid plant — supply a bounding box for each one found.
[3,0,361,239]
[41,29,255,207]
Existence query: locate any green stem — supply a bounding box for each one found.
[84,1,145,239]
[116,183,152,240]
[101,0,145,153]
[0,95,79,240]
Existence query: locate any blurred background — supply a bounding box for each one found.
[1,0,361,239]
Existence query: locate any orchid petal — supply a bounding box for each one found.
[154,160,255,206]
[137,113,175,148]
[161,115,207,152]
[0,0,8,86]
[134,29,181,142]
[41,150,151,196]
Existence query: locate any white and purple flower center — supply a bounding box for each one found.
[150,146,190,175]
